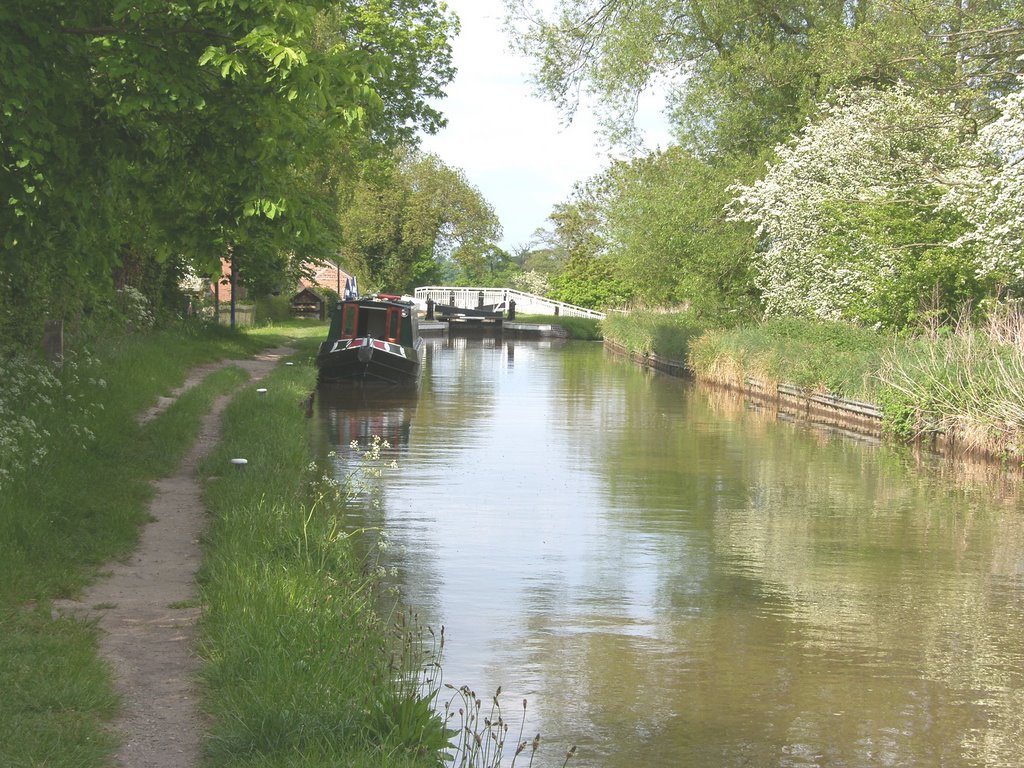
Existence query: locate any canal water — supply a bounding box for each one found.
[315,336,1024,767]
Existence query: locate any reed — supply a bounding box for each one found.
[876,307,1024,461]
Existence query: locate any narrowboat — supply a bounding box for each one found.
[316,294,423,384]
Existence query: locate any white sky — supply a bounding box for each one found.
[419,0,673,252]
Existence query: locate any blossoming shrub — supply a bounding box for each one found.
[730,86,991,327]
[949,88,1024,286]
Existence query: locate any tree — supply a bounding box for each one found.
[506,0,1023,154]
[532,176,633,309]
[338,148,501,292]
[504,0,1022,321]
[603,147,760,318]
[0,0,457,343]
[947,86,1024,288]
[729,86,984,326]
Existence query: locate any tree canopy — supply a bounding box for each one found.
[337,147,501,293]
[505,0,1024,325]
[1,0,457,343]
[506,0,1024,153]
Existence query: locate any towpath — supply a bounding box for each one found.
[54,345,295,768]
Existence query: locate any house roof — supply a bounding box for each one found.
[292,286,324,301]
[301,261,350,294]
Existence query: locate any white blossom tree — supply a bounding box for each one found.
[948,87,1024,286]
[730,86,979,325]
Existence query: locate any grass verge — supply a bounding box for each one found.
[601,309,708,361]
[197,338,448,767]
[0,322,297,767]
[688,317,889,399]
[513,313,602,340]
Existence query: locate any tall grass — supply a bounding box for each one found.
[688,317,889,398]
[601,309,707,361]
[876,308,1024,459]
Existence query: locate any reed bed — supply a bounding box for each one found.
[876,308,1024,461]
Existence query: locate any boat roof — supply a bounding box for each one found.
[348,294,413,307]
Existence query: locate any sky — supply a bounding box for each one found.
[418,0,673,253]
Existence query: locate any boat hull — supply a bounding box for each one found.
[316,336,423,385]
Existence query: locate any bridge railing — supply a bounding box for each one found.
[413,286,606,320]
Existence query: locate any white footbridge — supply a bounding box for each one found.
[413,286,605,320]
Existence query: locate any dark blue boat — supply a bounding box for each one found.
[316,294,423,384]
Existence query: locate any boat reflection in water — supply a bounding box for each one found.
[315,383,418,455]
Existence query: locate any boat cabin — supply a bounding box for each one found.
[328,296,418,348]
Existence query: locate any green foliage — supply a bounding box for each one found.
[688,318,890,397]
[603,147,762,319]
[509,0,1023,154]
[253,294,295,325]
[549,256,631,309]
[818,192,986,328]
[339,147,501,293]
[601,310,708,362]
[0,0,458,346]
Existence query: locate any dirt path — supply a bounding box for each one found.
[55,346,295,768]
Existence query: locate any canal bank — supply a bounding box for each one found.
[420,319,572,338]
[604,336,884,434]
[602,316,1024,471]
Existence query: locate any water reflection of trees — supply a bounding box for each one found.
[310,342,1024,766]
[536,367,1024,766]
